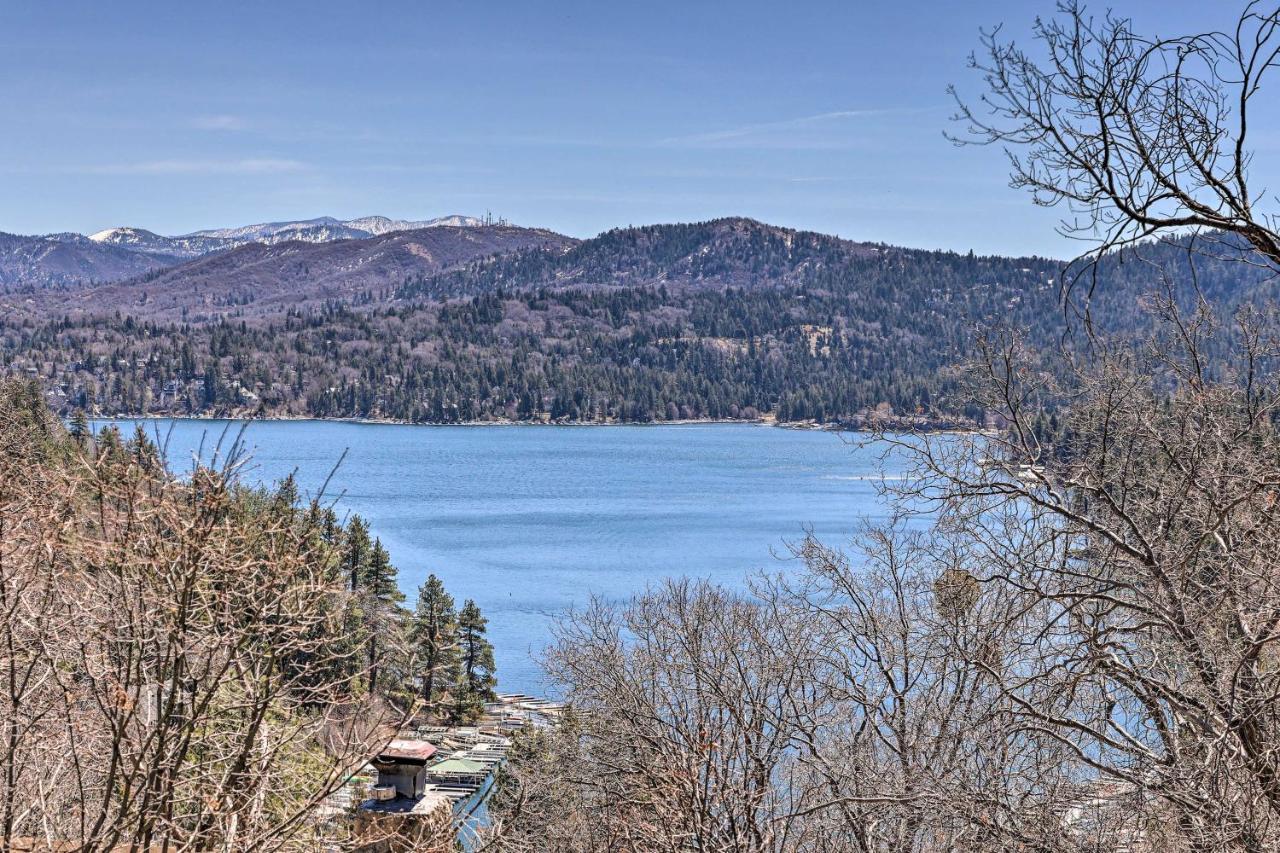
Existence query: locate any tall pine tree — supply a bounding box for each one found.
[68,409,89,446]
[342,515,372,591]
[364,539,402,605]
[340,517,407,695]
[410,575,459,719]
[453,599,497,723]
[363,537,404,693]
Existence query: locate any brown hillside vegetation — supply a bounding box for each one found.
[17,225,576,323]
[0,379,406,850]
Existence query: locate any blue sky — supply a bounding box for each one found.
[0,1,1258,257]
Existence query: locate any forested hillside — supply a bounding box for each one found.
[399,218,879,298]
[0,230,179,291]
[27,224,575,322]
[3,219,1274,426]
[0,378,498,848]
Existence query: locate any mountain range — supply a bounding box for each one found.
[0,230,176,291]
[3,215,1273,427]
[0,214,489,289]
[5,218,885,322]
[44,224,572,321]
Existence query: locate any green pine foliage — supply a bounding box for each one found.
[68,408,89,444]
[344,532,405,694]
[11,223,1271,427]
[342,515,372,591]
[410,574,460,719]
[364,538,404,607]
[453,599,497,723]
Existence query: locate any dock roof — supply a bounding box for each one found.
[376,739,438,764]
[428,758,487,775]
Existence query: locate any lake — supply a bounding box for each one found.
[92,419,906,694]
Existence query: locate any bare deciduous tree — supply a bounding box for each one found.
[529,580,820,853]
[0,382,408,851]
[880,307,1280,852]
[488,4,1280,850]
[950,1,1280,272]
[488,539,1142,851]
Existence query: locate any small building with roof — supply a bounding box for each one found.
[370,739,439,799]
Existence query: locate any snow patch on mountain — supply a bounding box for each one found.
[49,214,491,270]
[88,227,232,260]
[344,214,484,234]
[184,214,484,243]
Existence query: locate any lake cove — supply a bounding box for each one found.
[93,419,912,693]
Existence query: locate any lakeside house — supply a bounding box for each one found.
[350,694,561,851]
[354,739,454,852]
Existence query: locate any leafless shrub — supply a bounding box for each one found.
[489,537,1130,851]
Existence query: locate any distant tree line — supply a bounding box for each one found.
[6,227,1273,427]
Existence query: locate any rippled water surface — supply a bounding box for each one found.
[94,420,910,693]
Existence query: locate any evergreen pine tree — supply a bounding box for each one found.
[410,574,459,718]
[68,409,89,446]
[453,599,497,723]
[343,515,372,591]
[363,537,404,693]
[364,539,403,606]
[127,425,160,471]
[317,506,341,548]
[96,425,123,460]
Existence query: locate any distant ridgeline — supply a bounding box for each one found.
[2,219,1275,426]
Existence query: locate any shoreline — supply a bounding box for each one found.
[86,411,983,435]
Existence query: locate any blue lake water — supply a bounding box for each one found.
[92,420,906,694]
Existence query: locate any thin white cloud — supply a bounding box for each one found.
[80,158,307,175]
[659,108,935,150]
[190,114,249,131]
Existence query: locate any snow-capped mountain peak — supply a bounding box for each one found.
[59,214,491,263]
[185,216,348,243]
[343,214,484,235]
[86,226,231,260]
[183,214,484,243]
[89,226,161,244]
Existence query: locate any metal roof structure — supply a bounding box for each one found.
[375,738,439,765]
